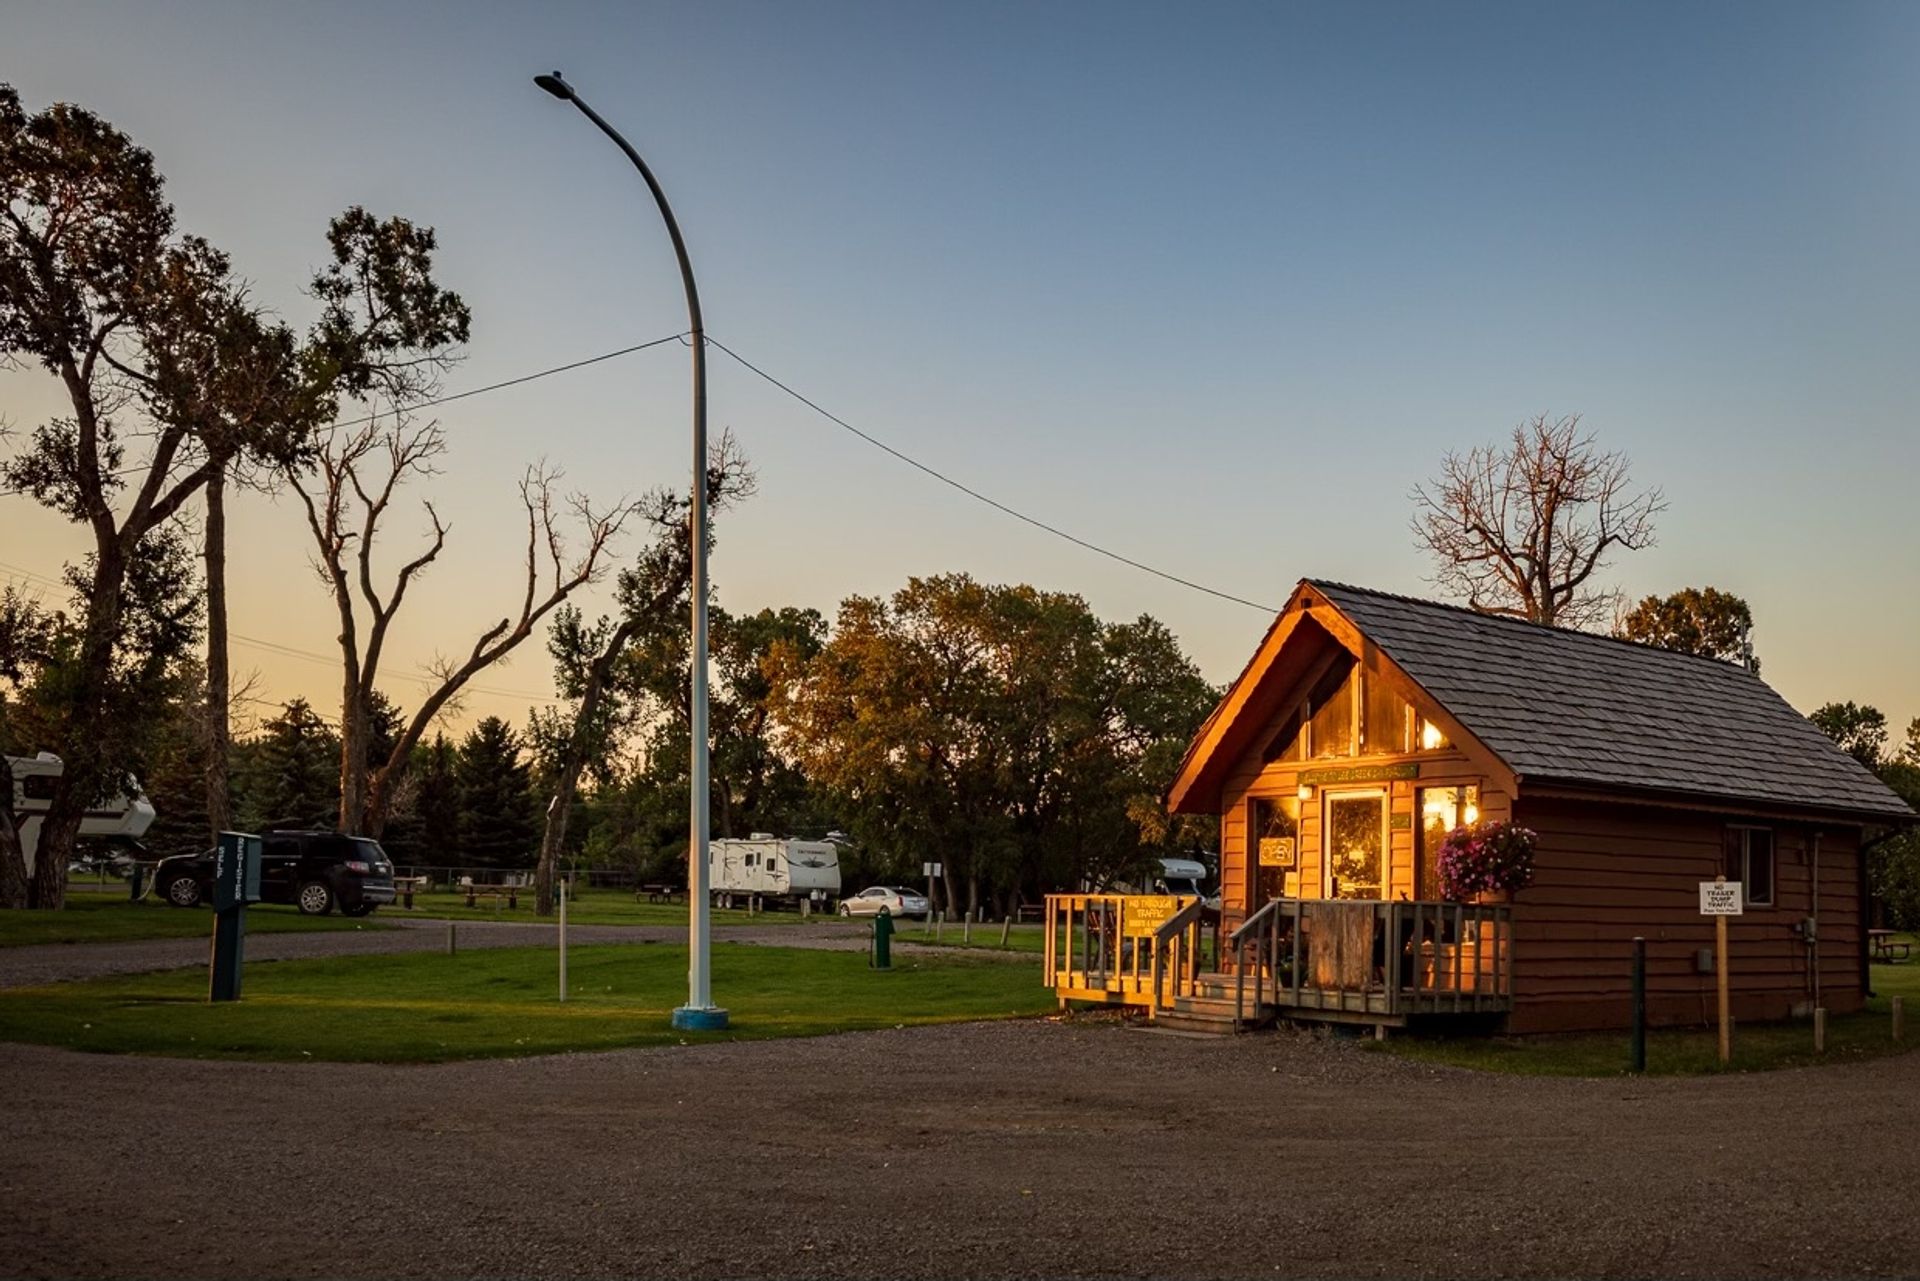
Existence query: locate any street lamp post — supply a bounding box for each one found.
[534,70,726,1031]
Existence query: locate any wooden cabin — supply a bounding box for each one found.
[1044,579,1914,1035]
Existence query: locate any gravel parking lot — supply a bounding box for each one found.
[3,1017,1916,1280]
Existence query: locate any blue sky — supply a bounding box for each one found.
[4,1,1917,734]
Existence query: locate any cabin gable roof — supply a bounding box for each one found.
[1171,579,1916,824]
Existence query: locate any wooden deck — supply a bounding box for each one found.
[1043,893,1513,1031]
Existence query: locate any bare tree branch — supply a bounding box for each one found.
[1411,414,1665,628]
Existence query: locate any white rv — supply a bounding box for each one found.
[7,752,157,876]
[709,834,842,909]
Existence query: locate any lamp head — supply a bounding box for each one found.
[534,72,575,101]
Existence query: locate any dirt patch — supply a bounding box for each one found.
[2,1018,1915,1278]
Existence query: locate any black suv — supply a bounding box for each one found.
[155,831,398,917]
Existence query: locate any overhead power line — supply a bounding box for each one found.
[703,335,1278,615]
[0,560,561,705]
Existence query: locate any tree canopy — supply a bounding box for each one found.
[1617,586,1758,670]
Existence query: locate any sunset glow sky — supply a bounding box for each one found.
[5,1,1917,738]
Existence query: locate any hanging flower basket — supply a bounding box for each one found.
[1436,820,1537,903]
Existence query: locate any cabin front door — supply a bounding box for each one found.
[1321,789,1387,900]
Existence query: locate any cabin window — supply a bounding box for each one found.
[1307,660,1357,758]
[1324,791,1387,899]
[1262,707,1306,764]
[1416,786,1480,900]
[20,774,56,801]
[1724,827,1774,907]
[1251,796,1300,901]
[1362,676,1410,755]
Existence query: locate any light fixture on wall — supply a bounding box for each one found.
[1297,783,1314,801]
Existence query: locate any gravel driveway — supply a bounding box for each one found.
[3,1019,1916,1279]
[0,918,1000,988]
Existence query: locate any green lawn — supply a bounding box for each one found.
[0,942,1052,1062]
[0,897,393,948]
[907,918,1046,954]
[395,889,808,928]
[1379,956,1920,1076]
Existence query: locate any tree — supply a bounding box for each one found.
[0,85,318,907]
[453,717,537,870]
[239,699,341,831]
[1810,701,1888,768]
[1902,717,1920,768]
[767,575,1217,917]
[202,209,467,844]
[290,412,637,837]
[525,437,754,914]
[1617,587,1758,670]
[1412,414,1665,628]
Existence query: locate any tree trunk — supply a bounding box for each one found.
[30,546,131,909]
[0,803,29,910]
[534,772,580,917]
[29,806,81,910]
[203,469,233,838]
[338,688,369,836]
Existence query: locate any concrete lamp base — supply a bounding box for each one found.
[671,1006,730,1032]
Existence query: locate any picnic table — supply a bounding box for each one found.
[1869,929,1910,962]
[638,883,684,904]
[460,880,527,909]
[391,875,429,909]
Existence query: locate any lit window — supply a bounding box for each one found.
[1418,719,1450,752]
[1416,785,1480,900]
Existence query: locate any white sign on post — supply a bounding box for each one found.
[1699,880,1744,916]
[922,862,943,879]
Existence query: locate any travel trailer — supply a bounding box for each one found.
[7,752,157,876]
[708,834,842,908]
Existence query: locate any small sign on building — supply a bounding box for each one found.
[1699,880,1744,916]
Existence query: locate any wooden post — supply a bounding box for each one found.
[1000,915,1013,948]
[963,911,972,946]
[1715,877,1732,1066]
[935,911,944,944]
[447,920,456,956]
[558,878,568,1004]
[1893,995,1905,1041]
[1813,1006,1825,1053]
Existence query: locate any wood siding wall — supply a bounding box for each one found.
[1219,747,1509,931]
[1506,796,1865,1033]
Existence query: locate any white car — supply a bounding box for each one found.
[838,886,930,919]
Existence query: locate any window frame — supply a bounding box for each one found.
[1724,825,1775,909]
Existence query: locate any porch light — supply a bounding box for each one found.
[1421,720,1447,751]
[1297,783,1313,801]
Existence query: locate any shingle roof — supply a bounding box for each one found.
[1311,581,1915,822]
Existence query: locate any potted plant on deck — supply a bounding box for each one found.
[1436,820,1537,904]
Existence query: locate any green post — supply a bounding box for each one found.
[871,907,894,970]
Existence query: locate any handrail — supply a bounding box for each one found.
[1149,896,1206,1014]
[1153,895,1205,944]
[1229,896,1282,947]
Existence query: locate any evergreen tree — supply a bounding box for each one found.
[454,717,538,869]
[240,700,340,830]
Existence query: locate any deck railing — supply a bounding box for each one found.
[1231,897,1512,1023]
[1043,893,1512,1023]
[1042,893,1211,1005]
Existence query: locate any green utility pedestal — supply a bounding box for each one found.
[871,907,895,970]
[209,831,262,1002]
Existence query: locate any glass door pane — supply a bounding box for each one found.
[1324,791,1385,900]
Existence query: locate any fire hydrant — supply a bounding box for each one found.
[871,906,894,970]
